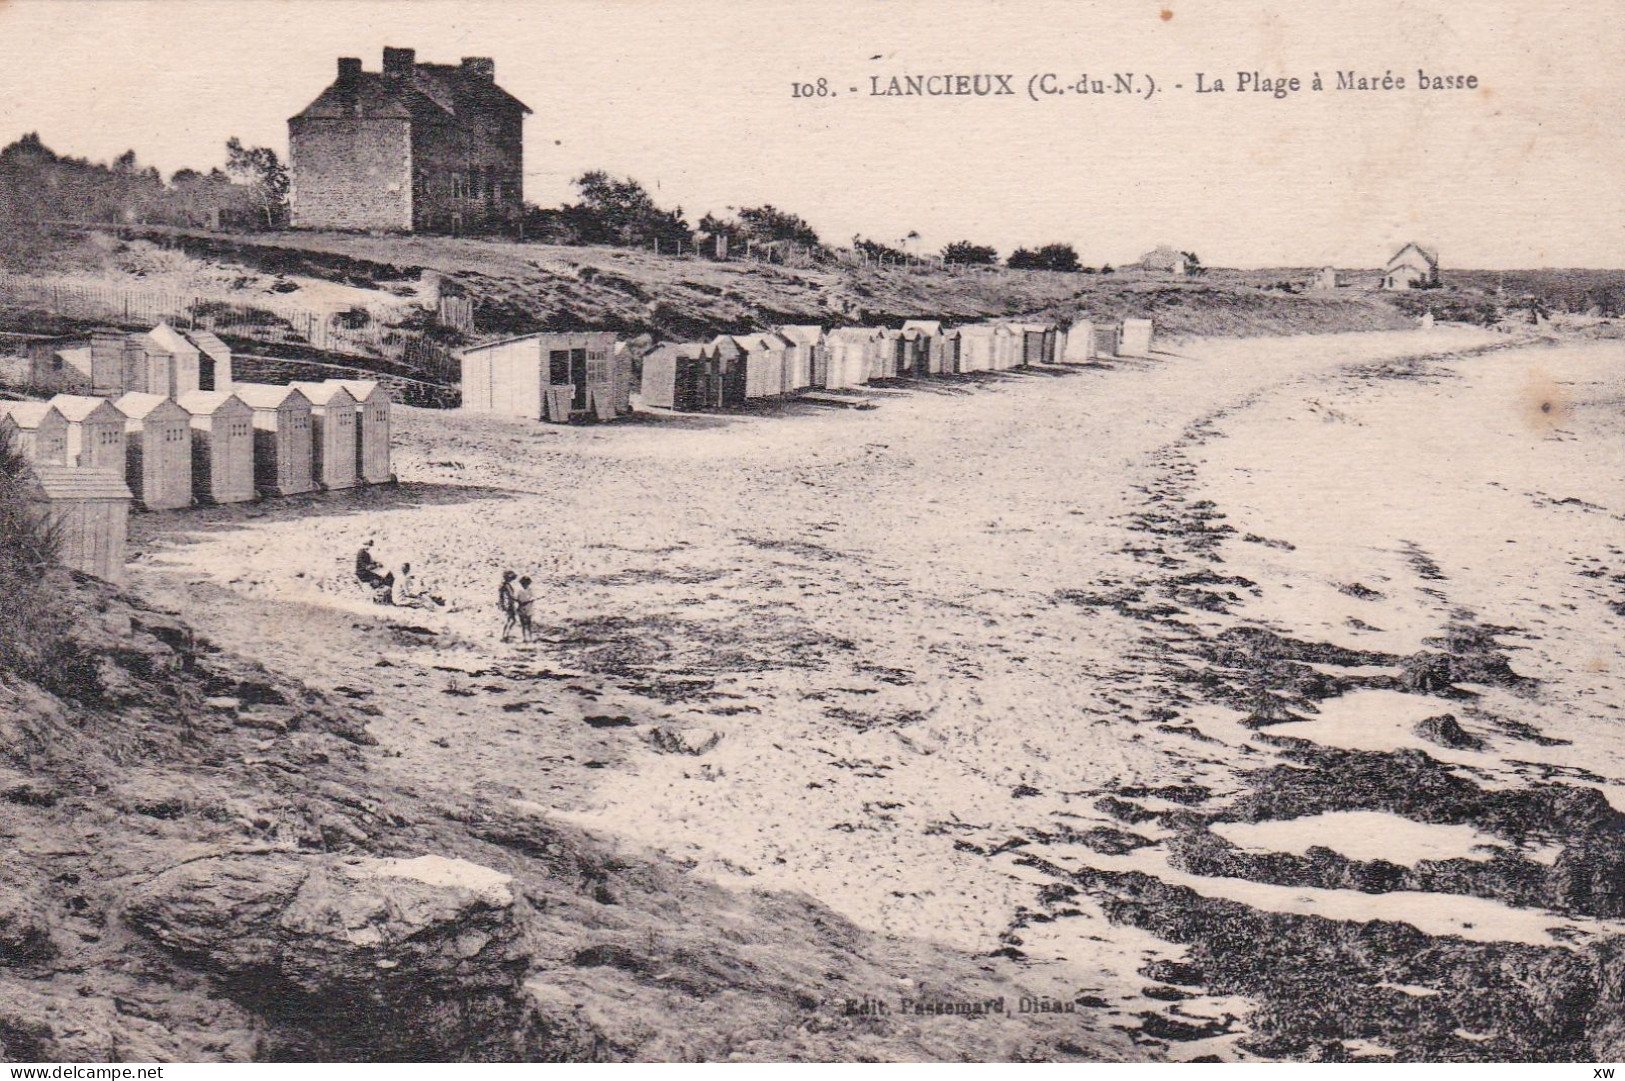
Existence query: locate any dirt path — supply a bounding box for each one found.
[130,325,1625,1060]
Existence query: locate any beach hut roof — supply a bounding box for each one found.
[651,342,712,360]
[0,401,62,430]
[49,394,122,424]
[901,320,944,336]
[175,390,249,416]
[826,326,880,341]
[115,392,187,421]
[955,324,999,338]
[292,381,358,407]
[232,383,311,410]
[143,321,197,356]
[776,325,825,345]
[325,378,382,402]
[182,329,232,363]
[27,464,131,501]
[54,346,94,376]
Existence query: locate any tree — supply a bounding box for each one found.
[1181,250,1205,277]
[1007,243,1080,272]
[942,240,998,266]
[568,170,692,248]
[225,137,289,228]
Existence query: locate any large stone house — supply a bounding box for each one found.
[288,47,530,234]
[1382,243,1440,290]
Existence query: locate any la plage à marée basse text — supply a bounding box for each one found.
[790,70,1478,99]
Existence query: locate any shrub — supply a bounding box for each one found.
[0,427,66,683]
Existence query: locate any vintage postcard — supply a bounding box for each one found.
[0,0,1620,1068]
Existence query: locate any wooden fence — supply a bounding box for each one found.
[0,272,459,383]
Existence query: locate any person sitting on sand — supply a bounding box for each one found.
[514,576,536,643]
[498,570,519,641]
[391,562,442,609]
[355,539,386,587]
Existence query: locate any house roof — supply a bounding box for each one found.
[1387,242,1440,269]
[232,383,311,410]
[293,381,358,408]
[176,391,251,416]
[291,58,531,124]
[0,401,65,430]
[49,394,123,424]
[115,392,189,422]
[27,464,132,501]
[182,329,232,364]
[144,322,198,356]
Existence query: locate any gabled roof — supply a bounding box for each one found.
[1387,242,1439,269]
[115,392,189,422]
[182,330,232,364]
[325,378,385,402]
[648,342,713,360]
[232,383,312,411]
[826,326,882,341]
[49,394,123,424]
[729,333,788,352]
[144,322,198,356]
[0,401,66,430]
[176,391,251,417]
[292,381,358,408]
[27,464,131,501]
[955,324,1000,338]
[901,320,944,336]
[54,346,93,376]
[776,325,825,345]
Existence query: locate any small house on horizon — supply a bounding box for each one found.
[1313,266,1340,290]
[1382,243,1440,290]
[1139,245,1188,276]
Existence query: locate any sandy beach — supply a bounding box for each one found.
[128,325,1625,1059]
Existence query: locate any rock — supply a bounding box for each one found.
[1414,713,1486,751]
[0,872,57,965]
[206,696,242,712]
[644,725,721,756]
[318,813,369,847]
[122,852,533,1059]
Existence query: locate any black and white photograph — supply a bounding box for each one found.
[0,0,1621,1068]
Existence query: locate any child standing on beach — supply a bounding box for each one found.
[514,576,536,643]
[498,570,519,641]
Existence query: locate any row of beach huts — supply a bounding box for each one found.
[460,317,1156,420]
[0,321,394,583]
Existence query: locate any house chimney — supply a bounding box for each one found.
[337,56,362,81]
[460,57,495,82]
[382,46,415,76]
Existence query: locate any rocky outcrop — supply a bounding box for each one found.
[122,852,543,1060]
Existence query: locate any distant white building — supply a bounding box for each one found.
[1382,243,1440,290]
[1140,245,1188,276]
[1313,266,1340,290]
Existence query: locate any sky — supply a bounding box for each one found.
[0,0,1618,268]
